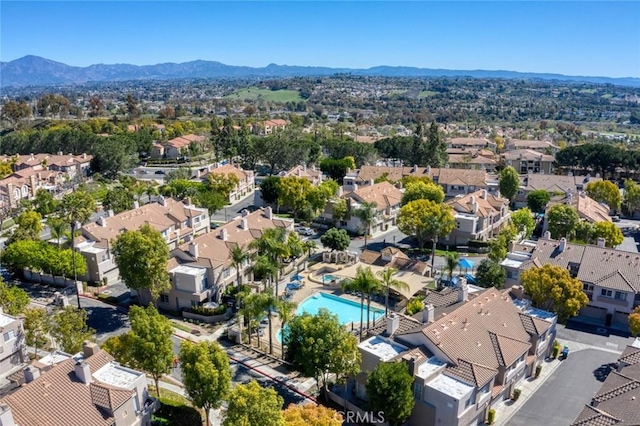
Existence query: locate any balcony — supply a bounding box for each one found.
[596,295,629,306]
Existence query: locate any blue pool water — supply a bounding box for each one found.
[277,292,383,342]
[322,274,341,284]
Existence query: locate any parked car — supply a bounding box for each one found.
[154,170,166,175]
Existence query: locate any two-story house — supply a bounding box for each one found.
[335,182,403,236]
[518,233,640,332]
[542,192,611,234]
[78,197,210,285]
[501,149,555,175]
[505,139,559,153]
[0,308,26,374]
[279,165,323,186]
[200,163,255,203]
[153,134,207,159]
[163,207,294,310]
[252,119,288,135]
[447,138,495,150]
[514,173,602,209]
[13,152,92,178]
[353,286,556,426]
[443,190,511,246]
[447,149,498,172]
[0,341,158,426]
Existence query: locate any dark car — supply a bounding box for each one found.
[154,170,166,175]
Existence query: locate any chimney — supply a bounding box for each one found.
[481,189,487,200]
[83,341,99,358]
[559,238,567,253]
[303,163,307,172]
[83,153,87,159]
[158,195,167,207]
[75,361,92,384]
[423,303,435,323]
[107,209,114,217]
[57,151,63,156]
[185,197,192,206]
[241,209,249,217]
[297,169,302,177]
[413,164,418,172]
[369,178,374,186]
[241,218,248,230]
[386,313,400,335]
[0,404,16,426]
[23,366,40,383]
[458,282,469,302]
[543,231,551,240]
[189,242,199,259]
[511,285,525,300]
[97,216,107,227]
[405,356,417,376]
[337,187,344,197]
[597,237,606,248]
[426,165,431,174]
[472,202,479,214]
[264,206,273,220]
[133,200,140,209]
[470,195,476,205]
[30,153,35,159]
[219,228,228,241]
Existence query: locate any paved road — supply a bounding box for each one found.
[210,191,262,223]
[508,348,619,426]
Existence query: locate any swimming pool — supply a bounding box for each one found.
[277,292,384,342]
[322,274,342,284]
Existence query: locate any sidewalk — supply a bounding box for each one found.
[492,356,563,425]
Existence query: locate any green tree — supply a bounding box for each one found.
[231,245,250,288]
[319,157,353,181]
[401,181,445,205]
[50,306,95,353]
[546,204,580,239]
[397,199,455,274]
[376,267,409,317]
[103,188,134,214]
[320,227,350,252]
[239,292,267,347]
[353,201,378,249]
[488,225,517,263]
[129,305,174,396]
[101,333,138,367]
[511,208,535,238]
[90,136,138,179]
[276,299,297,359]
[34,189,59,216]
[475,259,506,288]
[223,380,284,426]
[498,166,520,201]
[283,404,342,426]
[207,172,240,200]
[47,216,68,249]
[1,99,31,128]
[592,221,624,248]
[521,264,588,322]
[624,179,640,217]
[112,223,170,305]
[0,278,30,315]
[249,227,289,295]
[366,362,415,426]
[284,309,361,393]
[629,306,640,337]
[444,252,460,280]
[278,176,312,219]
[586,180,621,211]
[180,341,232,426]
[260,176,281,205]
[341,266,380,337]
[23,308,50,358]
[574,221,595,243]
[527,190,551,213]
[15,210,43,239]
[331,198,348,224]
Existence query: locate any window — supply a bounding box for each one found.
[223,268,230,278]
[3,330,16,342]
[413,382,423,401]
[601,289,613,298]
[160,294,169,303]
[132,394,141,413]
[465,397,472,408]
[202,277,210,290]
[201,214,206,220]
[583,283,594,292]
[614,291,627,301]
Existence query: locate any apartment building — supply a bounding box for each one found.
[505,139,559,153]
[542,192,611,234]
[501,149,555,175]
[279,165,323,186]
[514,173,602,209]
[354,286,556,426]
[447,138,495,150]
[252,119,288,135]
[447,149,498,172]
[77,197,209,285]
[0,308,27,374]
[200,163,255,203]
[151,134,207,159]
[0,342,158,426]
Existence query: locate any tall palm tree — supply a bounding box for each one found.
[260,292,279,355]
[240,292,265,347]
[286,232,304,272]
[251,255,278,290]
[60,190,96,308]
[376,267,410,317]
[445,252,460,281]
[249,228,289,296]
[302,240,317,269]
[342,266,380,340]
[47,216,68,250]
[132,182,147,205]
[276,299,297,359]
[230,244,250,289]
[353,201,378,250]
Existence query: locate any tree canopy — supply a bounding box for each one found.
[320,227,351,251]
[0,278,30,315]
[511,208,535,238]
[630,306,640,338]
[401,181,445,205]
[520,264,588,322]
[498,166,520,201]
[527,189,551,213]
[546,204,580,239]
[397,199,455,250]
[475,259,506,289]
[223,380,284,426]
[283,404,342,426]
[50,306,95,353]
[585,180,621,211]
[366,362,415,426]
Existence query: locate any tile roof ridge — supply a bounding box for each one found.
[573,406,621,425]
[593,379,640,403]
[488,332,506,366]
[493,330,535,346]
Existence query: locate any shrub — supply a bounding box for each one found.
[512,388,521,401]
[552,343,561,359]
[535,364,542,378]
[190,305,227,316]
[406,298,424,315]
[153,397,202,426]
[487,408,496,425]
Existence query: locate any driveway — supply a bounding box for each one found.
[508,348,620,426]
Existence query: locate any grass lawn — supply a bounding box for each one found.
[225,87,303,103]
[83,181,109,202]
[601,94,613,99]
[1,218,15,230]
[274,213,294,219]
[171,320,194,333]
[149,386,204,426]
[419,90,437,98]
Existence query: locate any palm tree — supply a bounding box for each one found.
[353,201,378,250]
[302,240,317,269]
[132,182,147,205]
[230,244,250,289]
[342,266,380,340]
[249,228,289,296]
[47,216,68,250]
[376,267,410,317]
[240,293,265,347]
[286,232,304,272]
[276,299,297,359]
[251,255,278,289]
[60,190,96,308]
[445,252,460,281]
[260,292,279,355]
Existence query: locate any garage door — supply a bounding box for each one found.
[579,305,607,322]
[612,311,629,327]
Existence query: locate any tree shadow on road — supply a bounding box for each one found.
[85,306,129,335]
[593,363,617,382]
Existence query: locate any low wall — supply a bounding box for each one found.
[182,309,231,324]
[23,270,77,288]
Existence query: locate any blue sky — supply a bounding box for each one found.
[2,1,639,77]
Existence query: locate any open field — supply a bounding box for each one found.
[225,88,303,102]
[419,90,437,98]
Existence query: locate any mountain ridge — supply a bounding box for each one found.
[1,55,639,87]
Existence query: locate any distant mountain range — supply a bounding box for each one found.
[1,55,639,87]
